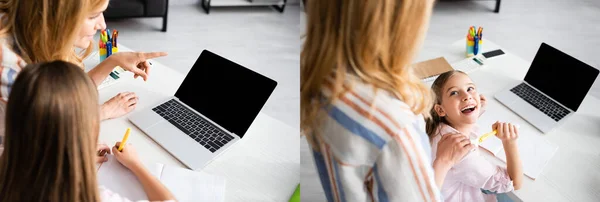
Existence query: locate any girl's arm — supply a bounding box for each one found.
[502,141,523,190]
[112,143,176,201]
[494,122,523,190]
[129,164,177,201]
[432,159,452,188]
[433,133,475,189]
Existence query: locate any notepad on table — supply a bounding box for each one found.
[97,155,226,202]
[478,132,558,180]
[411,57,454,82]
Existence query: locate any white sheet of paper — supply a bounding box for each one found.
[97,155,226,202]
[479,135,504,155]
[160,166,226,202]
[496,133,559,179]
[96,155,150,201]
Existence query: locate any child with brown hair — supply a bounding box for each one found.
[426,70,523,202]
[0,61,175,201]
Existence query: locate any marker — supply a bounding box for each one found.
[474,36,479,55]
[478,130,497,143]
[479,124,521,143]
[118,128,131,151]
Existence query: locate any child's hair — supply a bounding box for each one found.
[425,70,468,138]
[0,60,100,201]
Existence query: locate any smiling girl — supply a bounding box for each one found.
[426,70,523,202]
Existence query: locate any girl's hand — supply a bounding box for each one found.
[479,94,487,117]
[96,143,111,163]
[107,52,168,81]
[112,142,143,170]
[493,121,519,144]
[101,92,138,120]
[480,94,487,109]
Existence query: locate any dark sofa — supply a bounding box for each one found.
[103,0,169,32]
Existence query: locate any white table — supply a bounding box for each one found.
[84,46,300,201]
[416,39,600,202]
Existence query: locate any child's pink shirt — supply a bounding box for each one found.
[431,123,514,202]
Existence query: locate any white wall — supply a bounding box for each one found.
[169,0,300,6]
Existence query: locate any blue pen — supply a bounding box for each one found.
[474,36,479,55]
[106,41,112,57]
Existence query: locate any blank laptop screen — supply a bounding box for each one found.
[524,43,599,111]
[175,50,277,137]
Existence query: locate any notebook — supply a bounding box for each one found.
[411,57,454,82]
[97,155,226,202]
[478,131,558,180]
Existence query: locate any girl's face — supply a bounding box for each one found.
[435,73,481,126]
[75,0,109,49]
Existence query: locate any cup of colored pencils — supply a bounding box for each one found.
[99,29,119,62]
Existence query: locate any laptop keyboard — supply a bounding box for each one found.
[510,83,570,121]
[152,99,234,153]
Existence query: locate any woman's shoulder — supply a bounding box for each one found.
[348,78,421,124]
[320,78,424,143]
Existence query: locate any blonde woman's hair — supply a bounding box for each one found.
[301,0,435,147]
[0,61,100,201]
[0,0,107,66]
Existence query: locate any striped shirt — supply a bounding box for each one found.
[0,35,27,102]
[310,75,442,202]
[0,34,27,155]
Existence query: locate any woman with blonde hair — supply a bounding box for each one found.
[301,0,475,201]
[0,60,175,201]
[0,0,166,120]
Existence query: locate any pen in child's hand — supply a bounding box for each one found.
[479,124,521,143]
[118,128,131,152]
[478,130,497,143]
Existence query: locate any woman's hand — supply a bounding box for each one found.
[96,143,111,163]
[101,92,138,120]
[106,51,168,81]
[112,141,143,170]
[493,121,519,144]
[432,133,474,188]
[435,133,474,167]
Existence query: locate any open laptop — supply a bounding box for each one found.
[495,43,599,133]
[128,50,277,169]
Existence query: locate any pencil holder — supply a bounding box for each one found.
[466,36,475,57]
[99,47,118,62]
[466,26,484,57]
[99,29,119,62]
[466,37,483,57]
